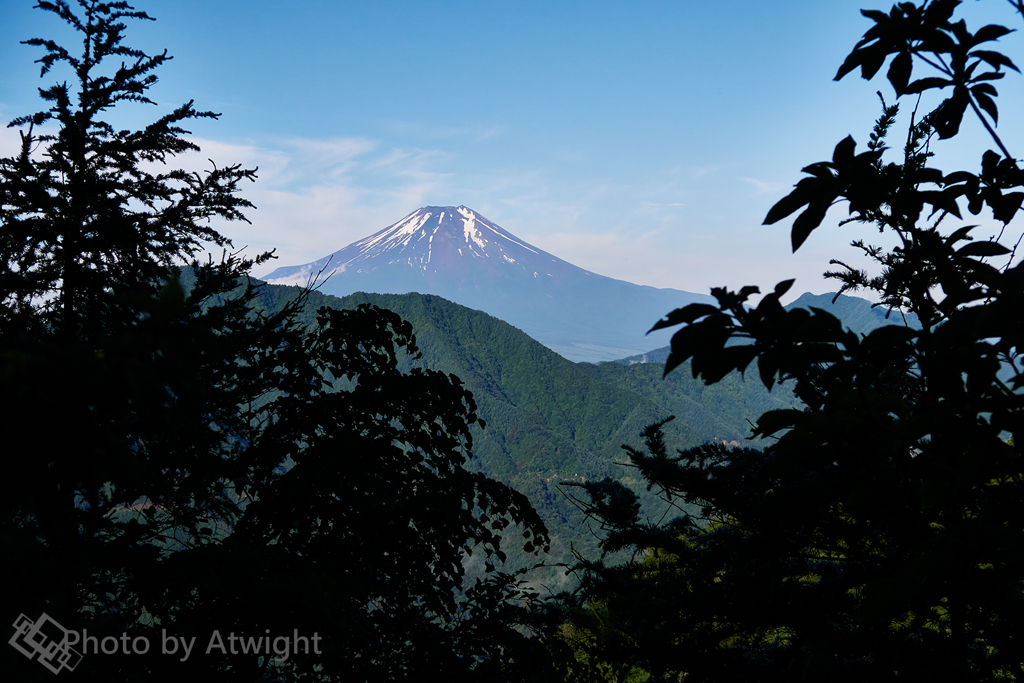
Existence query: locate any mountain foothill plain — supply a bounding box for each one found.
[258,205,915,579]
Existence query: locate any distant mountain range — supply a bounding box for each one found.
[262,205,713,362]
[616,291,922,364]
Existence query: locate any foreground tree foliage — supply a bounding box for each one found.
[564,1,1024,680]
[1,2,557,681]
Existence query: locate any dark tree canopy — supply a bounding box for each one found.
[1,3,556,681]
[562,1,1024,681]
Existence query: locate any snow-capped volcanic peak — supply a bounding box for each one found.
[259,204,714,363]
[264,205,574,287]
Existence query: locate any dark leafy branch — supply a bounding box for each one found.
[563,2,1024,680]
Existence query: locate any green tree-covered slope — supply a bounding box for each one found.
[255,285,799,579]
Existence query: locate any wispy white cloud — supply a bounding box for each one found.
[0,118,857,300]
[740,177,789,195]
[158,135,456,272]
[274,137,379,182]
[383,121,503,142]
[366,147,454,188]
[686,163,726,178]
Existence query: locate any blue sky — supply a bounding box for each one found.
[2,0,1021,301]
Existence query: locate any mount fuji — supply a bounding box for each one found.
[261,206,712,362]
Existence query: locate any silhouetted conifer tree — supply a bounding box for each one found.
[0,3,559,681]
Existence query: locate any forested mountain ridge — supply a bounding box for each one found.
[253,284,800,574]
[252,284,924,579]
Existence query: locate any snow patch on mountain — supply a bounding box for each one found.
[459,208,488,250]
